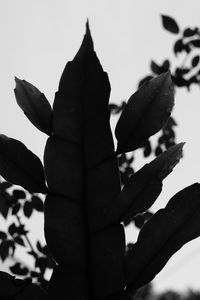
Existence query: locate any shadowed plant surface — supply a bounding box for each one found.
[0,22,200,300]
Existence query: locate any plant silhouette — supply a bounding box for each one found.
[0,21,200,300]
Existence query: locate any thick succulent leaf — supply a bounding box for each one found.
[125,183,200,292]
[0,135,47,193]
[118,143,184,222]
[14,77,52,135]
[115,72,174,153]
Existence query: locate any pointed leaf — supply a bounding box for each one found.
[118,143,184,222]
[115,72,174,153]
[14,77,52,135]
[0,135,47,193]
[161,15,180,34]
[125,183,200,292]
[192,55,200,67]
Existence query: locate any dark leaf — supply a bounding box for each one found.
[12,203,21,215]
[190,39,200,48]
[0,240,10,261]
[192,55,200,67]
[0,193,10,218]
[0,135,47,193]
[161,15,180,34]
[117,143,184,222]
[30,271,40,278]
[14,236,25,246]
[8,223,18,236]
[155,146,163,156]
[115,72,174,153]
[14,77,53,135]
[162,60,170,72]
[10,262,29,276]
[143,141,152,157]
[35,257,48,274]
[36,240,48,255]
[31,195,43,212]
[183,27,198,37]
[0,231,7,240]
[23,201,33,218]
[12,189,26,201]
[173,39,184,55]
[150,61,162,75]
[125,183,200,291]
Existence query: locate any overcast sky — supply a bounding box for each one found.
[1,0,200,293]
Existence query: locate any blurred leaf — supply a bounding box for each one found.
[115,72,174,153]
[14,77,53,135]
[118,143,184,222]
[0,135,47,193]
[150,61,162,75]
[14,236,25,246]
[192,55,200,67]
[0,240,14,261]
[155,146,163,156]
[12,189,26,201]
[36,241,48,255]
[183,27,198,37]
[161,15,180,34]
[12,203,21,215]
[23,201,33,218]
[31,195,43,212]
[10,262,29,276]
[0,231,7,240]
[143,141,152,157]
[8,223,18,236]
[190,39,200,47]
[125,183,200,291]
[0,193,10,218]
[173,39,184,55]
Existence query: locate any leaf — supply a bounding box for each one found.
[10,262,29,276]
[0,231,7,240]
[36,240,48,255]
[192,55,200,67]
[0,193,10,218]
[161,15,180,34]
[0,240,10,261]
[8,223,18,236]
[183,27,198,37]
[0,135,47,193]
[117,143,184,223]
[125,183,200,292]
[173,39,184,55]
[115,72,174,153]
[12,203,21,215]
[31,195,43,212]
[150,61,162,75]
[14,77,53,135]
[23,201,33,218]
[14,236,25,246]
[12,189,26,201]
[190,39,200,47]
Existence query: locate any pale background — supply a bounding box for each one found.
[0,0,200,294]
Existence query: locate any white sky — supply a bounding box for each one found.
[1,0,200,294]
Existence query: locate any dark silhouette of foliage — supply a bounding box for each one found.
[0,18,200,300]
